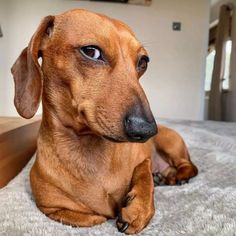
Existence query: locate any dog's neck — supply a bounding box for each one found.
[39,107,116,176]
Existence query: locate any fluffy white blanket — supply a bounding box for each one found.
[0,119,236,236]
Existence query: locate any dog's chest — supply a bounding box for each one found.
[88,144,149,216]
[102,167,132,198]
[78,147,142,217]
[87,161,133,217]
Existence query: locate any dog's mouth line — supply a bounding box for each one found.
[71,114,152,143]
[67,120,125,142]
[102,135,126,143]
[126,135,150,143]
[72,110,127,142]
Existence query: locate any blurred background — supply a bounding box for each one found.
[0,0,235,121]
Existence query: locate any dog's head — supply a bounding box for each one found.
[12,9,157,143]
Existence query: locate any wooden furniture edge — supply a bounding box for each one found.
[0,116,41,188]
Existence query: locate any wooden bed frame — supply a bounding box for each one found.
[0,116,41,188]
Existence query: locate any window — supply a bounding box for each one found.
[205,50,216,91]
[205,40,232,91]
[222,40,232,90]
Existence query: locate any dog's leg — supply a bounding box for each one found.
[153,125,198,185]
[117,158,155,234]
[46,209,106,227]
[36,195,107,227]
[31,168,107,227]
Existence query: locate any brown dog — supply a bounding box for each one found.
[12,9,198,234]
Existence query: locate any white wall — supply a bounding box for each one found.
[0,0,210,120]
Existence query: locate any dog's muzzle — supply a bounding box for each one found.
[124,115,157,142]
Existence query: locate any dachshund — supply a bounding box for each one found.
[12,9,198,234]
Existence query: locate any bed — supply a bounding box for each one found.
[0,118,236,235]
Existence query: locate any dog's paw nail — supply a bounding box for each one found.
[176,180,189,185]
[117,221,129,233]
[117,213,129,233]
[153,172,166,186]
[176,180,181,185]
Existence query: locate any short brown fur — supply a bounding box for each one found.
[12,9,198,234]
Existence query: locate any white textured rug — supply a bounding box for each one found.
[0,119,236,236]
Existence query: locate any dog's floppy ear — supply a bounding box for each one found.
[11,15,54,118]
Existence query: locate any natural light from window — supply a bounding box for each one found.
[205,40,232,91]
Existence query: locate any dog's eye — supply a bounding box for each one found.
[137,56,149,72]
[80,46,103,61]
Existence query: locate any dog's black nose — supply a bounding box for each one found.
[124,115,157,142]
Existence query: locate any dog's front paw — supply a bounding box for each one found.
[116,191,155,234]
